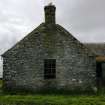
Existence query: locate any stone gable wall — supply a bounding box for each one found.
[3,25,96,92]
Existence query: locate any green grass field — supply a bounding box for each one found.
[0,80,105,105]
[0,95,105,105]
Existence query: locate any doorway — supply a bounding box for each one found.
[96,62,103,88]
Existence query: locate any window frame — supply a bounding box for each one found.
[44,59,56,79]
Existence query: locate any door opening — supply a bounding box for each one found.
[96,62,103,88]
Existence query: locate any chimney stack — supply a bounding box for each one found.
[44,3,56,24]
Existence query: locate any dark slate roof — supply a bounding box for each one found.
[2,23,95,57]
[84,43,105,56]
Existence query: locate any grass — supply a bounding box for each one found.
[0,95,105,105]
[0,80,105,105]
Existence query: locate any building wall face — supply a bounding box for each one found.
[3,27,96,92]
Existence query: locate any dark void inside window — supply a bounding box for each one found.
[44,59,56,79]
[96,62,102,78]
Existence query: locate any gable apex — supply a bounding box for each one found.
[2,23,95,57]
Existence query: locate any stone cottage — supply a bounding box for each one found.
[2,4,97,92]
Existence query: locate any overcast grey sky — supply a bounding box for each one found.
[0,0,105,76]
[0,0,105,55]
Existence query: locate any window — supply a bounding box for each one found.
[44,59,56,79]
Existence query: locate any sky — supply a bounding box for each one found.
[0,0,105,77]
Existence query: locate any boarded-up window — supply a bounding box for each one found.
[44,59,56,79]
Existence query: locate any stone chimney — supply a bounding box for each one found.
[44,3,56,24]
